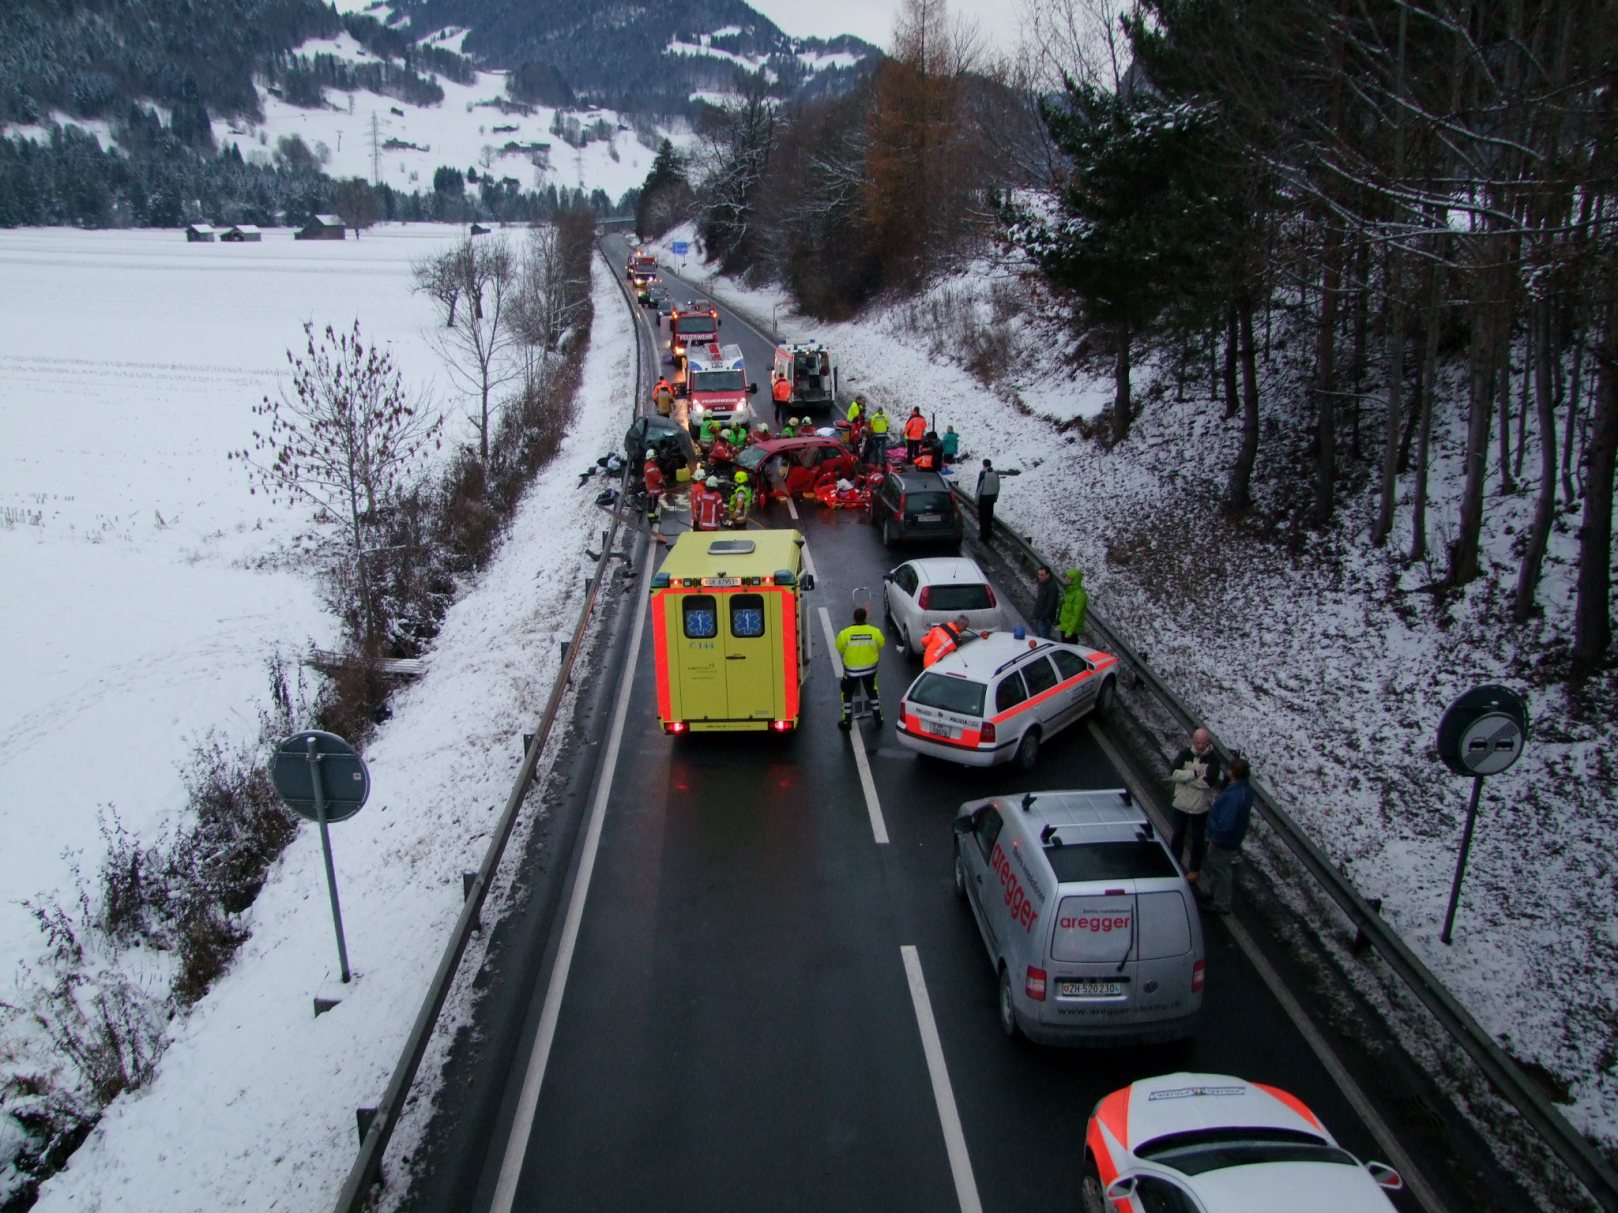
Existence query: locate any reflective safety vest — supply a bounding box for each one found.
[730,484,754,517]
[835,623,885,674]
[903,414,927,440]
[923,623,964,667]
[773,377,793,403]
[869,411,890,434]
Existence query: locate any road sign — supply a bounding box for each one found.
[671,241,689,255]
[1437,684,1528,777]
[271,730,370,823]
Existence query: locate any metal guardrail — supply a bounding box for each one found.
[967,492,1618,1213]
[331,243,644,1212]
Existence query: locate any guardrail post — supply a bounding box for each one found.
[462,870,480,934]
[355,1106,377,1148]
[1353,897,1383,952]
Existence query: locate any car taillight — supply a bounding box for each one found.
[898,493,908,516]
[917,586,931,609]
[1192,959,1206,993]
[1026,967,1047,1001]
[979,721,995,744]
[985,585,997,607]
[664,721,688,735]
[769,719,794,733]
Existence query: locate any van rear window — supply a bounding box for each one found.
[928,584,992,611]
[902,491,951,514]
[682,595,717,639]
[1045,841,1177,883]
[907,672,984,716]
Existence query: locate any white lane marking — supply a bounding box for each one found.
[1084,720,1450,1213]
[818,605,888,845]
[784,493,800,521]
[490,553,652,1213]
[901,946,983,1213]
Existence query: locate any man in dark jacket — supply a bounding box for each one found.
[1030,565,1060,639]
[976,459,1000,541]
[1199,756,1253,914]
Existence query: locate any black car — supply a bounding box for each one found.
[868,469,963,546]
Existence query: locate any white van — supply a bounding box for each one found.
[952,789,1204,1046]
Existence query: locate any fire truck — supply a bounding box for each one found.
[682,343,757,434]
[669,300,720,367]
[770,341,838,414]
[626,248,658,286]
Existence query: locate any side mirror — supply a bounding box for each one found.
[746,382,758,395]
[952,815,973,836]
[1365,1163,1403,1192]
[800,573,815,591]
[882,572,894,582]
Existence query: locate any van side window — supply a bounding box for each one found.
[1136,890,1192,959]
[971,807,1003,863]
[995,670,1029,712]
[1021,655,1059,696]
[730,593,766,638]
[1051,649,1087,681]
[683,595,718,639]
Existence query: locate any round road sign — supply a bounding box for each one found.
[271,730,370,823]
[1436,685,1528,777]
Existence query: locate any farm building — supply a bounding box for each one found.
[185,223,218,242]
[221,225,263,242]
[470,223,491,236]
[295,214,346,241]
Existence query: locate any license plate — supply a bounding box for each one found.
[916,513,942,522]
[1061,981,1123,998]
[703,577,741,587]
[927,722,958,739]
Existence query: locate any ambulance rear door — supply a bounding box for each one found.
[719,589,783,721]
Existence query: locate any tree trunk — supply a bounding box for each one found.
[1571,303,1617,673]
[1372,250,1405,546]
[1312,222,1342,528]
[1497,318,1517,495]
[1449,288,1496,587]
[1562,326,1585,507]
[1408,255,1443,563]
[1112,317,1132,442]
[1228,292,1260,513]
[1514,299,1558,622]
[1223,304,1239,420]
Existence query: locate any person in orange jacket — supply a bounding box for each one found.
[922,615,975,667]
[771,373,793,426]
[903,407,928,462]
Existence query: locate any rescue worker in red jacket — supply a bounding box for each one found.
[708,428,737,470]
[643,455,667,539]
[690,472,726,531]
[922,615,974,667]
[903,408,928,462]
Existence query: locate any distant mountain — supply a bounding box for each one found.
[384,0,882,113]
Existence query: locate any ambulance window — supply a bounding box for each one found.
[1022,655,1060,696]
[995,671,1029,712]
[730,594,766,638]
[1137,890,1192,959]
[682,596,718,639]
[1051,649,1087,681]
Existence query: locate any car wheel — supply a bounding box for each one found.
[882,518,896,546]
[997,965,1020,1039]
[953,842,968,901]
[1095,677,1117,717]
[1014,728,1041,771]
[1080,1158,1108,1213]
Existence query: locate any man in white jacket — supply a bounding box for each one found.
[1168,727,1222,881]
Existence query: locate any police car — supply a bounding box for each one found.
[896,631,1118,769]
[1083,1073,1404,1213]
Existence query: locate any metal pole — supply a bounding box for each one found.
[307,737,353,981]
[1440,774,1485,945]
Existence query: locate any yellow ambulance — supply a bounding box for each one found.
[648,530,816,733]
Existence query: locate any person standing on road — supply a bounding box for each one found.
[941,424,960,465]
[866,407,890,467]
[975,459,1001,542]
[835,606,885,729]
[690,472,725,531]
[1168,728,1222,882]
[1030,565,1060,639]
[643,455,669,544]
[903,407,927,463]
[652,377,675,417]
[1200,756,1253,914]
[772,373,793,426]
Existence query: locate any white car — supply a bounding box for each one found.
[1083,1073,1404,1213]
[881,556,1005,658]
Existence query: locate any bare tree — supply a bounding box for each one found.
[430,236,521,465]
[509,223,590,388]
[233,321,442,647]
[410,244,470,328]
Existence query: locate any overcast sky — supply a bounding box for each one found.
[746,0,1026,60]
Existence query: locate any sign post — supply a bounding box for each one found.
[1434,685,1527,944]
[270,730,370,982]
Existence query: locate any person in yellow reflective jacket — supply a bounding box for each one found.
[835,606,885,729]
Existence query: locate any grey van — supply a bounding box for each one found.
[868,469,963,546]
[952,789,1204,1046]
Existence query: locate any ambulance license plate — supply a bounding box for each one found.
[1061,980,1123,998]
[704,577,741,587]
